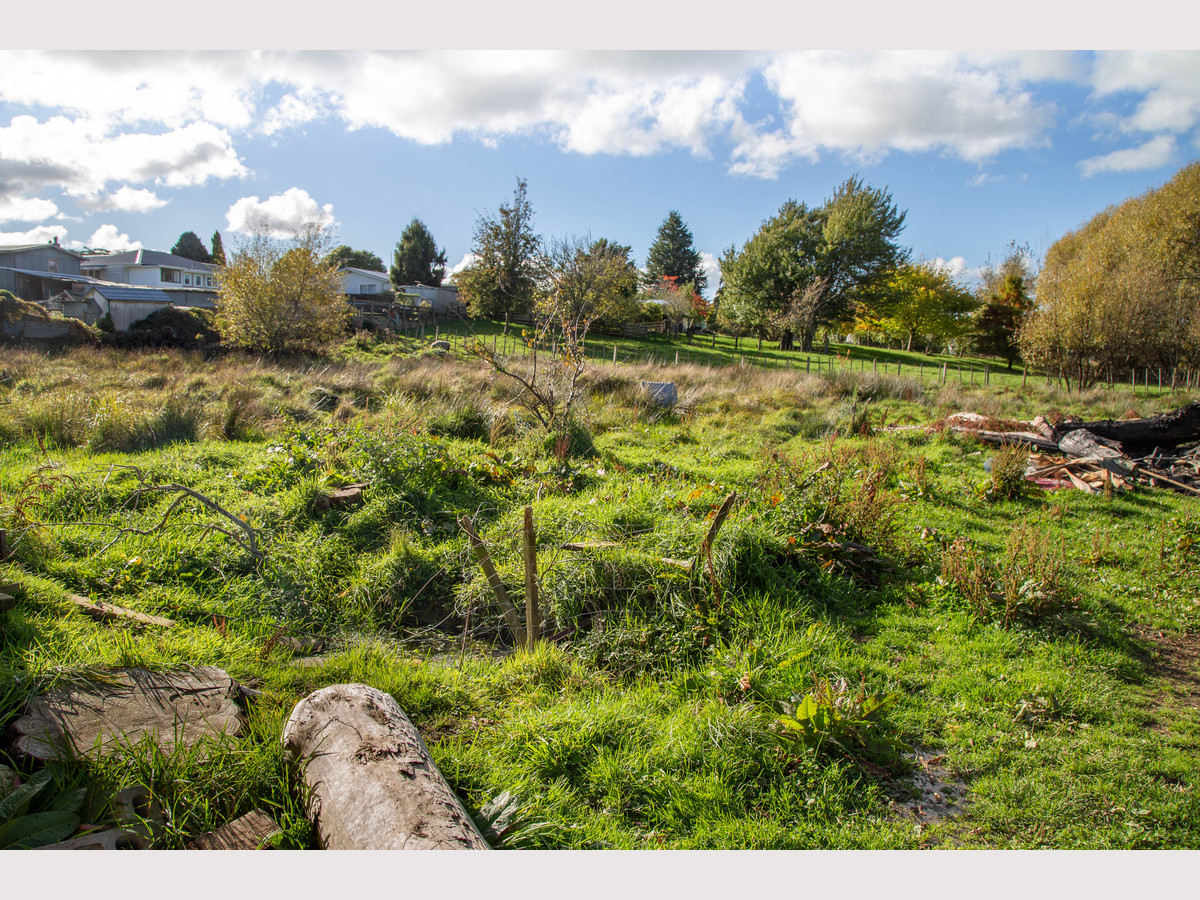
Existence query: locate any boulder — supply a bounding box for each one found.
[641,381,678,407]
[282,683,489,850]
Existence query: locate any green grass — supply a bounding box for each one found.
[1,334,1198,849]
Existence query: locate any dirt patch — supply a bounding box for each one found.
[1134,625,1200,729]
[885,748,970,843]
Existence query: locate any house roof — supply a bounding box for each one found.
[339,267,390,279]
[0,243,85,258]
[82,250,215,272]
[0,266,107,284]
[84,284,173,303]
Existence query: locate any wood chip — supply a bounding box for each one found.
[188,809,280,850]
[67,594,175,628]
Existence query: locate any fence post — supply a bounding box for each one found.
[941,362,947,385]
[523,506,539,652]
[806,358,810,374]
[985,364,990,385]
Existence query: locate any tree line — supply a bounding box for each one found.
[202,161,1198,371]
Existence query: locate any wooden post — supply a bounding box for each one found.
[435,326,439,340]
[942,362,947,385]
[459,516,524,647]
[522,506,539,652]
[1158,368,1162,390]
[897,362,901,376]
[613,345,617,364]
[0,527,7,561]
[985,364,990,385]
[675,350,679,366]
[1145,367,1150,390]
[872,358,877,373]
[806,358,810,374]
[1022,369,1028,388]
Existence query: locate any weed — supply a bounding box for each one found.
[979,441,1032,502]
[774,675,901,761]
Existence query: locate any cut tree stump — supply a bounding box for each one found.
[314,483,368,511]
[10,666,244,762]
[188,809,280,850]
[0,592,15,612]
[67,593,175,628]
[282,683,490,850]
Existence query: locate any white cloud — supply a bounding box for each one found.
[0,224,68,244]
[932,256,969,279]
[226,188,335,237]
[730,52,1057,178]
[967,172,1004,187]
[79,186,168,213]
[2,49,1197,193]
[1090,51,1200,135]
[699,251,721,298]
[69,223,142,252]
[0,115,246,201]
[446,252,477,282]
[1079,135,1177,177]
[0,196,58,223]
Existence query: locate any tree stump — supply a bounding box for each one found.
[10,667,243,762]
[281,684,489,850]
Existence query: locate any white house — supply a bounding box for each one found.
[81,250,218,308]
[337,267,392,298]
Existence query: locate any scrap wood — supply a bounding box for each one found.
[67,594,175,628]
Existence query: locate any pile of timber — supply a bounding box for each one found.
[943,402,1200,496]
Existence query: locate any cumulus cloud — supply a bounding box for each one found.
[446,252,478,282]
[0,115,246,200]
[0,224,68,244]
[1,49,1197,193]
[730,52,1057,178]
[1090,51,1200,135]
[226,188,335,237]
[932,256,969,279]
[79,186,168,213]
[0,196,58,223]
[68,223,143,252]
[699,251,721,298]
[1079,135,1177,177]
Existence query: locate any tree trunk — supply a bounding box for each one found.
[282,684,490,850]
[1052,402,1200,450]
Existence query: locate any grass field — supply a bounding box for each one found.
[1,330,1197,849]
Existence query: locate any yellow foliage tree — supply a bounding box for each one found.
[215,224,350,354]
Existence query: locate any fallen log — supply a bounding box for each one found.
[1053,402,1200,449]
[949,427,1061,452]
[282,683,490,850]
[1057,429,1124,460]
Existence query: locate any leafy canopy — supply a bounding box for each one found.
[390,219,447,288]
[215,223,349,354]
[324,245,385,273]
[455,178,545,321]
[719,176,907,350]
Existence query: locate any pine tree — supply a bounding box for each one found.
[389,219,447,289]
[171,231,211,262]
[644,211,707,295]
[211,231,226,266]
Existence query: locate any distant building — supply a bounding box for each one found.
[337,267,392,299]
[0,242,97,301]
[395,283,464,314]
[81,249,218,308]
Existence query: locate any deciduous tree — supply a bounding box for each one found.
[719,177,907,351]
[876,262,978,352]
[974,243,1035,368]
[389,219,447,288]
[215,223,349,354]
[324,245,385,272]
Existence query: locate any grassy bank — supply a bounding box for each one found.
[1,336,1197,849]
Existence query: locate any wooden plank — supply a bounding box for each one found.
[188,809,280,850]
[67,594,175,628]
[559,541,621,551]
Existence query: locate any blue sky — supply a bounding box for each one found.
[2,50,1199,296]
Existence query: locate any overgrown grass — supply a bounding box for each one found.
[1,338,1198,849]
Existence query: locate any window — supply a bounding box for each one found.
[184,274,192,285]
[47,257,58,273]
[206,276,213,287]
[360,284,376,293]
[161,268,181,283]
